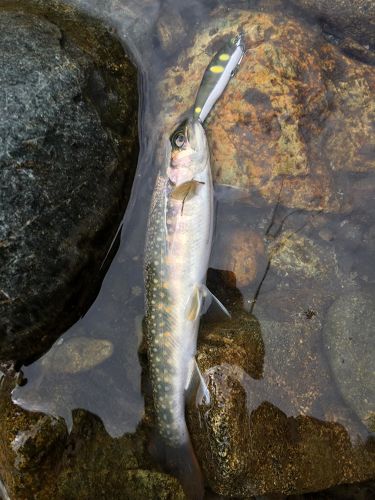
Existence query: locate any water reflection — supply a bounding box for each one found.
[7,0,375,496]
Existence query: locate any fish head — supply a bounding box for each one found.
[167,118,209,185]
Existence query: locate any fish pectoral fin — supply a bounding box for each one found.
[185,358,211,406]
[201,285,231,318]
[170,180,204,201]
[185,285,202,321]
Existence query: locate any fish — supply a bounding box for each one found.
[144,118,217,498]
[144,35,245,499]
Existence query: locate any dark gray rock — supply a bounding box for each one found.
[0,10,138,364]
[290,0,375,48]
[324,290,375,431]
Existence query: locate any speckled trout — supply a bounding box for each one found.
[144,118,213,497]
[144,35,245,499]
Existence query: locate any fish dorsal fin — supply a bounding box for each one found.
[170,180,204,201]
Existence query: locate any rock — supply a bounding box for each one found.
[314,480,375,499]
[269,232,338,283]
[159,9,375,213]
[118,470,185,500]
[290,0,375,48]
[0,8,138,364]
[324,290,375,431]
[197,304,265,379]
[365,224,375,252]
[216,228,266,288]
[0,376,69,499]
[1,375,183,500]
[39,337,114,374]
[187,298,375,497]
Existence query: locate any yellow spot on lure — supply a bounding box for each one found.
[209,65,225,73]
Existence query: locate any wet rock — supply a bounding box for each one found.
[365,224,375,252]
[0,376,69,499]
[1,375,180,500]
[0,8,138,364]
[217,228,266,288]
[156,5,188,56]
[197,305,265,379]
[53,0,162,59]
[290,0,375,48]
[118,470,185,500]
[160,9,375,213]
[269,232,338,283]
[324,290,375,432]
[188,301,375,497]
[40,337,113,375]
[187,307,263,495]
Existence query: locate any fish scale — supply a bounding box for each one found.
[145,157,212,445]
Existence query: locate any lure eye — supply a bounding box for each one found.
[173,133,185,148]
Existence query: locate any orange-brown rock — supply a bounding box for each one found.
[217,228,266,288]
[160,9,375,213]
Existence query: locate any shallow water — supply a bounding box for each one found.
[8,0,375,497]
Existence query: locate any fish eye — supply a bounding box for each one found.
[173,133,185,148]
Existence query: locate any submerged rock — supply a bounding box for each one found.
[0,8,138,364]
[269,232,338,283]
[290,0,375,48]
[187,300,375,497]
[324,290,375,432]
[40,337,114,374]
[1,375,181,500]
[160,9,375,213]
[216,228,266,289]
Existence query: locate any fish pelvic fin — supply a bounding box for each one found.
[185,284,230,321]
[201,284,231,318]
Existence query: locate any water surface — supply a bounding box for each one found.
[10,0,375,496]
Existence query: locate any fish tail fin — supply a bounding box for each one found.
[150,434,205,500]
[165,439,205,500]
